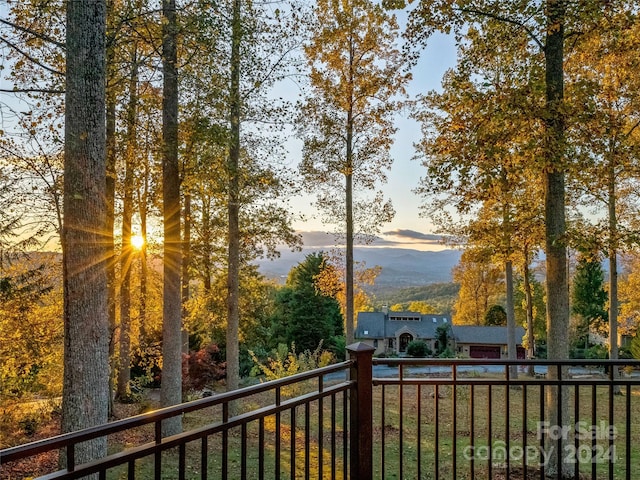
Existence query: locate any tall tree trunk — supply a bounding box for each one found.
[117,47,139,401]
[505,259,518,378]
[105,18,117,418]
[226,0,242,395]
[202,197,212,292]
[160,0,182,437]
[345,127,354,345]
[139,158,149,340]
[182,193,191,354]
[502,187,517,378]
[522,247,536,376]
[345,32,355,346]
[481,272,489,317]
[544,1,571,477]
[61,0,109,467]
[608,160,620,394]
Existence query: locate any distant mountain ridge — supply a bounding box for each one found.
[255,247,462,287]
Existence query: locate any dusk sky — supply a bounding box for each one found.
[0,8,459,252]
[291,29,458,250]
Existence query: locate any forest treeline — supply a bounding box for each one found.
[2,1,640,474]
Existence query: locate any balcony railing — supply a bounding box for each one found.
[371,357,640,480]
[2,344,640,479]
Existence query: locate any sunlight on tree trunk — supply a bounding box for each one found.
[105,19,117,417]
[61,0,109,468]
[160,0,182,437]
[117,46,138,401]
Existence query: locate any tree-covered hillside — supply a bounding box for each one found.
[369,282,460,315]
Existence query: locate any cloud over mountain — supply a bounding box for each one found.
[298,229,448,249]
[383,229,446,244]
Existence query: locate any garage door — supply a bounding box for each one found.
[469,345,501,359]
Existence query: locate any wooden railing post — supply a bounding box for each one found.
[347,342,375,480]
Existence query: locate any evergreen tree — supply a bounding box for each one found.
[270,253,344,354]
[571,253,607,347]
[484,305,507,326]
[0,259,61,400]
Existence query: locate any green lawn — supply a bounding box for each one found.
[99,375,640,479]
[371,377,640,480]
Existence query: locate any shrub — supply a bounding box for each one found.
[18,414,40,436]
[131,342,162,388]
[584,344,608,360]
[249,342,335,397]
[182,343,226,392]
[251,342,334,380]
[570,347,586,359]
[327,335,346,360]
[619,345,633,359]
[438,347,455,358]
[406,340,432,358]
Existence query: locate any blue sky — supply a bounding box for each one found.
[291,30,458,251]
[0,5,459,252]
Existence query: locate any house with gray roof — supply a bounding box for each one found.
[355,309,452,356]
[355,310,526,358]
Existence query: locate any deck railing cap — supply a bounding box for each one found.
[346,342,376,353]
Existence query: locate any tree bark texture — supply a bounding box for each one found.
[505,259,518,378]
[345,142,354,345]
[105,33,117,418]
[117,48,139,401]
[522,250,536,376]
[345,33,355,346]
[182,193,191,355]
[608,163,620,392]
[62,0,109,466]
[160,0,182,437]
[226,0,242,395]
[544,0,568,362]
[543,0,571,477]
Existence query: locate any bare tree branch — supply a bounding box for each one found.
[0,17,66,49]
[457,7,545,51]
[0,36,64,76]
[0,87,64,94]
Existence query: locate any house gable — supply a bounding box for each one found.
[394,325,418,338]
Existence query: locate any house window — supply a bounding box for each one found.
[390,315,421,321]
[373,339,378,348]
[388,338,394,349]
